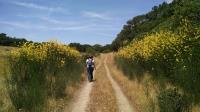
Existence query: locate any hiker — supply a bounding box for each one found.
[86,56,95,82]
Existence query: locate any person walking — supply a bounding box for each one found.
[86,56,95,82]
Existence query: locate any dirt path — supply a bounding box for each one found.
[70,82,93,112]
[66,54,136,112]
[104,56,135,112]
[86,55,118,112]
[66,58,102,112]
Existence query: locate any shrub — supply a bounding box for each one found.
[115,18,200,110]
[7,41,83,111]
[158,88,190,112]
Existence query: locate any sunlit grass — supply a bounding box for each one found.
[0,46,16,112]
[107,53,158,112]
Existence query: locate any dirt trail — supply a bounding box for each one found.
[66,54,136,112]
[104,56,135,112]
[70,82,93,112]
[86,55,118,112]
[66,59,102,112]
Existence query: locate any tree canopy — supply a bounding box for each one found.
[111,0,200,51]
[0,33,27,47]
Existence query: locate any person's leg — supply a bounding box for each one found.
[91,67,94,80]
[89,67,93,82]
[87,67,91,81]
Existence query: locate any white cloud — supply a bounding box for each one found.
[96,32,114,37]
[165,0,173,3]
[82,11,112,20]
[41,17,62,24]
[0,20,91,31]
[51,25,91,31]
[17,14,77,25]
[0,21,29,28]
[40,17,77,25]
[12,1,64,12]
[0,20,50,30]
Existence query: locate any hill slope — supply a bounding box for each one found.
[111,0,200,51]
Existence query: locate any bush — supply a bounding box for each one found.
[7,41,83,111]
[158,88,190,112]
[115,18,200,110]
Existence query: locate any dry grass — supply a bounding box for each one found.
[86,54,118,112]
[0,46,15,77]
[0,46,16,112]
[45,73,90,112]
[106,53,160,112]
[107,53,200,112]
[63,74,87,112]
[0,46,15,57]
[192,105,200,112]
[45,80,84,112]
[0,46,85,112]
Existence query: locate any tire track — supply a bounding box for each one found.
[67,60,102,112]
[86,54,118,112]
[104,56,135,112]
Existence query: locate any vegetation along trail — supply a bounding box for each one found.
[104,55,136,112]
[1,0,200,111]
[66,54,136,112]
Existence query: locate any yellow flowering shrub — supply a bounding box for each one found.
[8,41,83,111]
[117,31,186,62]
[116,18,200,107]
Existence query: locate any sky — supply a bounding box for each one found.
[0,0,173,45]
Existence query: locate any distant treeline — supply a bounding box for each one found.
[0,33,28,47]
[0,33,112,53]
[69,43,111,53]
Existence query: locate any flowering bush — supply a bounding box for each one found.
[116,18,200,110]
[8,41,83,111]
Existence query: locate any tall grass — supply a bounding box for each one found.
[7,41,83,111]
[0,46,16,112]
[116,18,200,111]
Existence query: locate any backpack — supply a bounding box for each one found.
[87,58,93,67]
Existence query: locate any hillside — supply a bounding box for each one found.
[114,0,200,111]
[111,0,200,51]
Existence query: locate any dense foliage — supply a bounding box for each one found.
[0,33,27,47]
[8,42,83,111]
[115,0,200,111]
[158,88,189,112]
[0,32,112,54]
[112,0,200,51]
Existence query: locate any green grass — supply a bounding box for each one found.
[0,46,16,112]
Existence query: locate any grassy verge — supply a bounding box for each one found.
[0,46,16,112]
[0,43,84,112]
[114,51,200,112]
[107,53,158,112]
[116,20,200,111]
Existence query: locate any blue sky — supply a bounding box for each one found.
[0,0,172,45]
